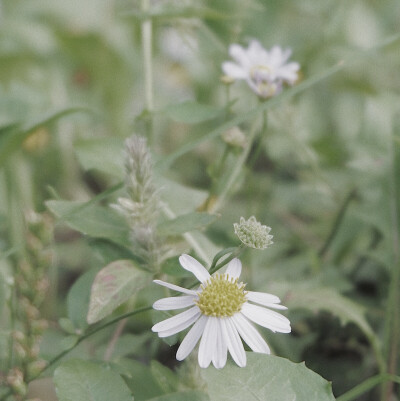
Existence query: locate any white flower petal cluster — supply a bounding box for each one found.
[222,40,300,99]
[152,254,291,369]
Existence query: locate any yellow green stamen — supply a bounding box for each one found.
[196,274,247,317]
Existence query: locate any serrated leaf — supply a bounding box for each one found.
[202,353,335,401]
[46,200,131,248]
[164,101,223,124]
[54,359,133,401]
[87,260,152,324]
[158,212,219,236]
[74,137,125,178]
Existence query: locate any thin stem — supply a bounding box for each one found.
[103,318,128,361]
[337,374,400,401]
[141,0,154,143]
[318,188,357,259]
[382,128,400,401]
[209,114,261,214]
[33,306,151,379]
[209,244,246,275]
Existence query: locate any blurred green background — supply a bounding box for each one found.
[1,0,400,399]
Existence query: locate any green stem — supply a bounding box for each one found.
[209,115,262,214]
[318,188,357,259]
[141,0,154,144]
[209,244,246,275]
[41,306,151,376]
[382,128,400,400]
[337,374,400,401]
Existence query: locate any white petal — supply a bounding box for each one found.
[198,317,217,368]
[153,295,196,311]
[232,313,270,354]
[212,319,228,369]
[229,43,250,67]
[157,311,200,338]
[220,317,246,367]
[225,258,242,279]
[179,254,210,283]
[152,306,200,333]
[176,315,207,361]
[222,62,247,80]
[153,279,197,296]
[241,303,291,333]
[247,291,281,305]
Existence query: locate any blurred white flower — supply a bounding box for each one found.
[222,40,300,98]
[152,254,290,369]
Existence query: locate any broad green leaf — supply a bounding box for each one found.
[202,353,335,401]
[54,359,133,401]
[0,107,91,168]
[67,267,101,330]
[164,101,223,124]
[74,137,125,178]
[46,200,131,248]
[87,260,152,324]
[147,391,209,401]
[158,212,219,236]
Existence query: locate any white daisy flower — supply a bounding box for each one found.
[152,254,291,369]
[222,40,300,99]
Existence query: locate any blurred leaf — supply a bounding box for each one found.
[164,101,223,124]
[46,200,131,248]
[158,212,219,236]
[54,359,133,401]
[119,359,164,401]
[286,287,376,341]
[0,107,91,168]
[95,333,151,360]
[157,62,346,170]
[74,137,125,178]
[87,260,152,324]
[122,6,233,21]
[156,176,208,214]
[161,257,191,277]
[150,361,179,394]
[67,267,101,330]
[146,391,210,401]
[202,353,335,401]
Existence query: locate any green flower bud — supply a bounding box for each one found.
[233,216,273,250]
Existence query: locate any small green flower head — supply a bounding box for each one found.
[233,216,273,250]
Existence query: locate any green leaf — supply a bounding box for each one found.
[150,361,179,394]
[54,359,133,401]
[164,101,223,124]
[87,260,152,324]
[46,199,131,248]
[286,287,375,340]
[67,267,101,330]
[202,353,335,401]
[0,107,91,168]
[146,391,210,401]
[158,212,219,236]
[74,137,125,178]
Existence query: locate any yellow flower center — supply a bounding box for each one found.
[196,274,247,317]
